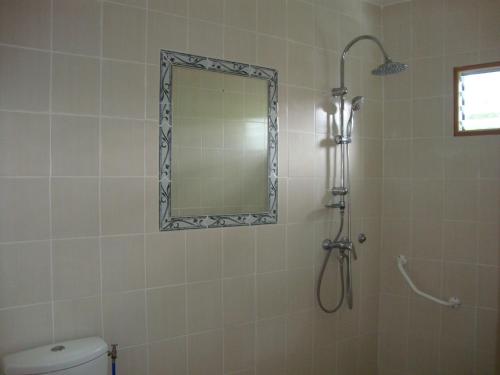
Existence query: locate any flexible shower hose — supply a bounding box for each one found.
[316,214,345,313]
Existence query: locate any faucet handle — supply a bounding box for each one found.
[322,239,335,251]
[352,244,358,260]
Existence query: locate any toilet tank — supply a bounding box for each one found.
[1,337,108,375]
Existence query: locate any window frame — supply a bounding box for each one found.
[453,61,500,137]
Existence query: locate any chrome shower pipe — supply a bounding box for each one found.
[337,35,391,140]
[339,35,390,90]
[318,35,404,314]
[345,138,354,309]
[338,35,390,310]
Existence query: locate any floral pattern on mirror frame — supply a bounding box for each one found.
[159,50,278,231]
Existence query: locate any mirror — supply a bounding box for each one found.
[454,61,500,136]
[159,50,278,230]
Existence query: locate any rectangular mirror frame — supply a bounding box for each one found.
[159,50,278,231]
[453,61,500,137]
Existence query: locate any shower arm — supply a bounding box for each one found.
[339,34,390,90]
[335,34,390,135]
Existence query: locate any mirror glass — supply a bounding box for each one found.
[171,66,269,216]
[159,50,278,230]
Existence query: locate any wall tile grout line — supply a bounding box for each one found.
[437,1,446,371]
[48,0,56,345]
[98,0,105,347]
[143,0,151,372]
[283,1,290,372]
[405,2,414,371]
[377,1,386,366]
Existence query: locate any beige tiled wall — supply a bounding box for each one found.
[380,1,500,374]
[0,0,383,373]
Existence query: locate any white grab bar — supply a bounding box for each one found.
[396,255,461,309]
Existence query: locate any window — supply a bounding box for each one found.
[454,61,500,136]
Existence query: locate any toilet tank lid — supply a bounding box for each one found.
[1,337,108,375]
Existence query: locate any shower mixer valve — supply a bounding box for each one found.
[322,237,358,261]
[322,238,353,251]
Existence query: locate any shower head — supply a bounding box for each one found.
[337,35,409,91]
[351,96,364,111]
[371,59,408,76]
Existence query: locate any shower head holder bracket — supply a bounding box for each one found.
[330,187,349,196]
[324,200,346,210]
[334,135,351,144]
[332,87,348,97]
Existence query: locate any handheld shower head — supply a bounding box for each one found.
[346,96,364,137]
[372,59,408,76]
[351,96,364,112]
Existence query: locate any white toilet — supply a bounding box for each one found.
[1,337,108,375]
